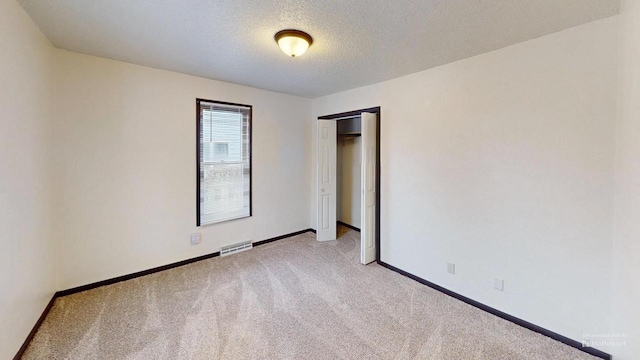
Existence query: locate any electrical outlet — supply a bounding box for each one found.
[447,263,455,275]
[494,278,504,291]
[190,233,201,245]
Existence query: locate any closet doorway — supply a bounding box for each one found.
[316,107,380,264]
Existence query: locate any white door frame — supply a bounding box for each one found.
[316,107,381,263]
[316,120,337,241]
[360,112,377,264]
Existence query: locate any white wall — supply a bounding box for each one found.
[337,136,361,228]
[611,0,640,358]
[0,2,629,357]
[53,50,312,290]
[312,17,619,344]
[0,0,56,357]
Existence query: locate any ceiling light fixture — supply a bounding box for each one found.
[274,29,313,58]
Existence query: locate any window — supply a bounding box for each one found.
[213,142,229,159]
[197,99,251,225]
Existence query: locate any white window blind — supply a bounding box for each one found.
[197,100,251,225]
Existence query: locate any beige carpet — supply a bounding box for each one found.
[23,227,599,360]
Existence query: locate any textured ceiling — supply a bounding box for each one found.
[18,0,619,98]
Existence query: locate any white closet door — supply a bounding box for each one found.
[360,112,377,264]
[317,120,337,241]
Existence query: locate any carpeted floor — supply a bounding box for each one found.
[23,227,599,359]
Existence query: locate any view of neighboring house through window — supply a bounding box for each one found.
[197,99,251,225]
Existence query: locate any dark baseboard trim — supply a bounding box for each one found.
[337,221,360,232]
[15,228,314,359]
[56,251,221,298]
[58,228,315,298]
[253,228,314,247]
[377,261,611,360]
[13,295,56,360]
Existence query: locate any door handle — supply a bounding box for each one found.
[321,188,325,192]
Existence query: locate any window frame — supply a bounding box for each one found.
[196,98,252,226]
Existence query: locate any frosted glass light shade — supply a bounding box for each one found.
[275,30,313,57]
